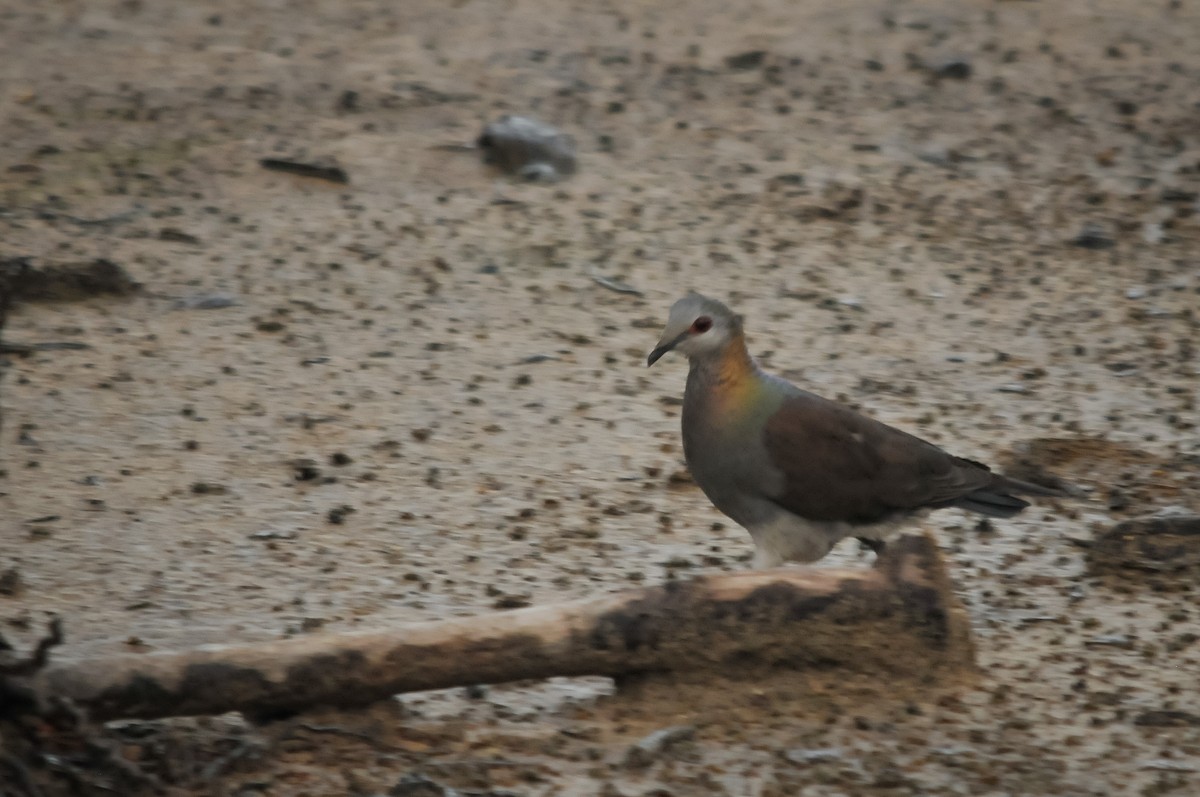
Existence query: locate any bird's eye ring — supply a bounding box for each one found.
[692,316,713,333]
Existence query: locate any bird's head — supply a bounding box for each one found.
[647,292,743,366]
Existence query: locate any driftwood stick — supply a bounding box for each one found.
[30,534,971,721]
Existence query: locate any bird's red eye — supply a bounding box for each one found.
[691,316,713,333]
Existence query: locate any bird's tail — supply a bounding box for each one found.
[953,474,1065,519]
[996,474,1068,498]
[953,490,1031,519]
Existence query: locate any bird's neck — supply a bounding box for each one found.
[686,333,762,410]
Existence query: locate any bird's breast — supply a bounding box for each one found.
[680,383,786,522]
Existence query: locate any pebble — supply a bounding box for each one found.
[726,50,767,70]
[624,725,696,769]
[1140,759,1199,772]
[0,567,22,596]
[478,115,576,182]
[926,54,973,79]
[1073,222,1115,249]
[1086,634,1133,648]
[250,529,297,541]
[781,747,844,766]
[389,774,457,796]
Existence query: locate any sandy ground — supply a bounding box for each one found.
[2,0,1199,794]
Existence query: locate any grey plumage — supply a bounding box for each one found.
[649,292,1061,567]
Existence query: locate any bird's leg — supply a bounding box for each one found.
[750,546,786,570]
[856,537,887,556]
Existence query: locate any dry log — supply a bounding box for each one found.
[29,533,972,722]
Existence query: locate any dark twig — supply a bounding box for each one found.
[589,270,643,296]
[288,723,395,751]
[40,206,146,227]
[0,341,92,355]
[259,159,349,184]
[0,617,63,677]
[0,205,145,227]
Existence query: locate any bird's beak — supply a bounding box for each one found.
[647,332,687,366]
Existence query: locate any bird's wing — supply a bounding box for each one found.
[759,391,997,524]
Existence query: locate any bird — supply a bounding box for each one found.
[647,292,1061,567]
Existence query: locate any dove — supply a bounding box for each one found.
[647,292,1059,567]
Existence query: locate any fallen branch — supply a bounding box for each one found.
[29,534,971,722]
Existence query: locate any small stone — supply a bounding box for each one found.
[916,145,954,167]
[1086,634,1134,648]
[1106,488,1130,511]
[781,748,843,766]
[328,504,356,524]
[0,567,23,596]
[624,725,695,769]
[1073,222,1115,249]
[492,593,532,609]
[725,50,767,70]
[478,115,576,182]
[337,90,359,112]
[389,774,453,797]
[158,227,201,245]
[292,459,322,481]
[250,529,297,541]
[926,54,972,79]
[1140,759,1199,772]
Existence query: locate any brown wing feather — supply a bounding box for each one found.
[761,392,997,524]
